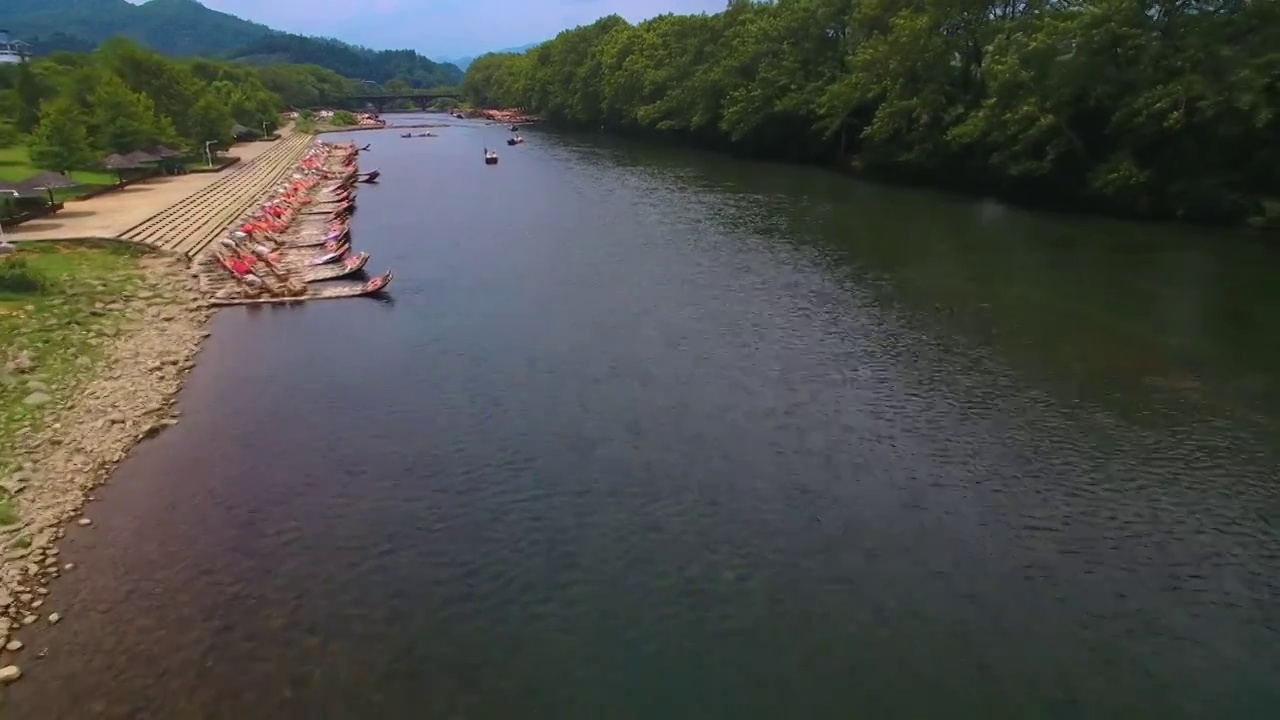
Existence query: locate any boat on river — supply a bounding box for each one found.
[198,140,395,306]
[507,135,524,146]
[209,270,393,306]
[484,149,499,165]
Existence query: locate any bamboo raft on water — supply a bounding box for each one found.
[196,248,370,284]
[193,142,394,306]
[207,271,393,306]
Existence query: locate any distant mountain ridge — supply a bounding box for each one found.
[6,0,463,87]
[7,0,274,57]
[443,42,543,71]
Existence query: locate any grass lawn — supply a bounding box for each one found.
[0,146,119,201]
[0,241,148,525]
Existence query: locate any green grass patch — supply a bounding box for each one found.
[0,499,18,527]
[0,241,150,514]
[0,146,120,209]
[0,146,117,186]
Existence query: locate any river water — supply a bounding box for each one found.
[4,115,1279,718]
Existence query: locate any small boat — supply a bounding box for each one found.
[209,270,394,306]
[356,169,381,183]
[400,132,412,138]
[483,148,499,165]
[306,242,350,266]
[298,252,370,281]
[506,135,524,146]
[509,125,519,131]
[357,143,371,152]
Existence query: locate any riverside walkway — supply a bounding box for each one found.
[8,127,314,258]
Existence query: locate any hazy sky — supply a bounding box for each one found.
[133,0,727,59]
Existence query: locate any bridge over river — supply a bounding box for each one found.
[346,90,460,112]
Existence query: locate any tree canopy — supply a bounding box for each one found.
[462,0,1279,226]
[0,38,319,172]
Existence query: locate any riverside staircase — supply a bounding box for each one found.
[120,130,314,258]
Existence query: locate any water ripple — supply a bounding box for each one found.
[4,120,1279,719]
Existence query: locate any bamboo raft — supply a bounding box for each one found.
[208,271,393,306]
[193,141,394,306]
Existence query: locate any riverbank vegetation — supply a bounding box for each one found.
[0,38,287,193]
[462,0,1279,227]
[0,39,333,217]
[0,242,148,521]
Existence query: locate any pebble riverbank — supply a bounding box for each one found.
[0,252,212,683]
[0,136,363,687]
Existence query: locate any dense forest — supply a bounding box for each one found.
[462,0,1279,226]
[230,35,462,88]
[0,38,359,173]
[7,0,462,89]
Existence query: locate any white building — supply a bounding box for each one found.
[0,30,31,65]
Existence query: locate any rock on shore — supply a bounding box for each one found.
[0,252,213,636]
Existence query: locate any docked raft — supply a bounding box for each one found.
[193,140,394,306]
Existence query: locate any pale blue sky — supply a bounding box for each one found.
[130,0,727,60]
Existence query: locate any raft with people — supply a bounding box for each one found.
[195,140,394,305]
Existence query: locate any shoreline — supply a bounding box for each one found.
[0,135,341,681]
[525,121,1277,233]
[1,246,211,655]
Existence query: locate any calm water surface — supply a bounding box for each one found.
[4,115,1279,718]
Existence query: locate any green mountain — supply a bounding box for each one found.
[230,35,461,88]
[5,0,463,87]
[7,0,274,57]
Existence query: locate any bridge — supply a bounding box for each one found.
[346,90,461,112]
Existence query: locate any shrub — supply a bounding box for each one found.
[0,256,50,295]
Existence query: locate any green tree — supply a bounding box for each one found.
[86,73,178,153]
[186,93,234,147]
[0,119,16,147]
[28,97,96,174]
[14,63,43,133]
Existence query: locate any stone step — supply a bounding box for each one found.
[121,131,316,258]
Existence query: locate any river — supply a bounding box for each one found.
[4,115,1279,718]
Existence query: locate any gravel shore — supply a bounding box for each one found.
[0,251,212,665]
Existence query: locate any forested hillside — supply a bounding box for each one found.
[463,0,1279,226]
[7,0,274,58]
[6,0,462,88]
[230,35,461,88]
